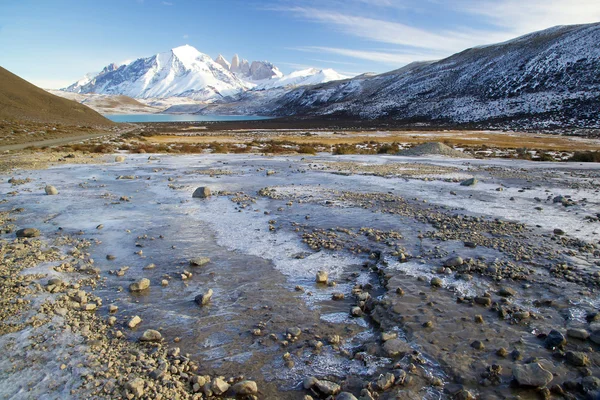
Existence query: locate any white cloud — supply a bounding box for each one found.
[280,6,509,53]
[161,1,174,5]
[183,34,189,39]
[295,46,444,65]
[457,0,600,34]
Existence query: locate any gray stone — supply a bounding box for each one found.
[190,257,210,267]
[444,256,463,267]
[16,228,40,238]
[430,277,443,287]
[474,296,492,307]
[126,378,145,397]
[194,289,213,306]
[374,372,395,390]
[128,315,142,329]
[566,351,589,367]
[316,270,328,284]
[336,393,358,400]
[460,177,477,186]
[45,185,58,195]
[287,327,302,337]
[513,363,553,388]
[192,187,211,198]
[382,338,412,357]
[211,377,230,395]
[314,379,341,396]
[139,329,162,342]
[129,278,150,292]
[498,287,516,297]
[115,155,126,162]
[545,329,566,349]
[567,328,589,340]
[230,380,258,395]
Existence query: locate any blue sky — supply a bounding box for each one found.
[1,0,599,88]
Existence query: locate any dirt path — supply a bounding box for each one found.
[0,131,121,152]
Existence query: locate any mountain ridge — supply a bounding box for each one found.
[268,22,600,129]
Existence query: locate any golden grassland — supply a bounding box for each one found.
[146,129,600,152]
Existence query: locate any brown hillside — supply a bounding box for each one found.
[0,66,114,126]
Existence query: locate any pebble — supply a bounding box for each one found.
[128,316,142,329]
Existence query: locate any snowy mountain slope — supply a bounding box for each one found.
[64,45,250,101]
[270,23,600,129]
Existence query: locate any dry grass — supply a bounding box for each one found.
[146,130,600,152]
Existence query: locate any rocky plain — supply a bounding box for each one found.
[1,139,600,400]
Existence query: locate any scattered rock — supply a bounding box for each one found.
[287,327,302,337]
[566,351,589,367]
[115,155,126,162]
[545,329,566,349]
[211,377,230,395]
[498,287,516,297]
[189,257,210,267]
[127,316,142,329]
[374,373,395,390]
[460,178,477,186]
[44,185,58,195]
[139,329,162,342]
[192,187,211,198]
[125,377,145,397]
[444,256,463,267]
[194,289,213,306]
[430,277,443,287]
[129,278,150,292]
[336,393,358,400]
[513,363,553,388]
[382,338,412,357]
[315,270,328,284]
[230,380,258,395]
[16,228,40,238]
[567,328,589,340]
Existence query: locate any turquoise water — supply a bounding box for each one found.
[106,114,273,123]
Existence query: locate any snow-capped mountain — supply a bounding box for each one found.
[270,23,600,129]
[64,45,249,101]
[64,46,347,102]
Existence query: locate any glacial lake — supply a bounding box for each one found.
[105,114,273,123]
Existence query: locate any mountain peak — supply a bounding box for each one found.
[171,44,204,61]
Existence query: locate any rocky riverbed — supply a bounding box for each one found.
[1,153,600,399]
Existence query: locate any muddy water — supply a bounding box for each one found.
[2,153,600,399]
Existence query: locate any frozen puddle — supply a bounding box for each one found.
[1,153,600,399]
